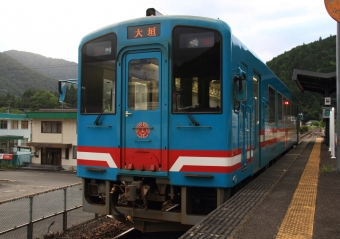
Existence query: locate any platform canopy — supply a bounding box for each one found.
[292,69,336,95]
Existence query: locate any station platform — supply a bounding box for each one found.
[180,136,340,239]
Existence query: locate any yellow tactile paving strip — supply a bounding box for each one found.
[276,138,321,239]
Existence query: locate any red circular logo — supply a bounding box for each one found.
[136,122,150,138]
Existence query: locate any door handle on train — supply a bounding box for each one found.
[125,111,133,117]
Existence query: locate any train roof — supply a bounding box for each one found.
[79,14,299,105]
[80,15,229,44]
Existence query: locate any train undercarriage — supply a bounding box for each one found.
[82,177,232,232]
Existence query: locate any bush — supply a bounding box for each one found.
[300,126,309,133]
[319,120,325,128]
[311,121,319,126]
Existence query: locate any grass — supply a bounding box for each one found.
[321,164,335,173]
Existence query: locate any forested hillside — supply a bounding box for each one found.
[0,52,58,96]
[4,50,77,80]
[266,35,336,122]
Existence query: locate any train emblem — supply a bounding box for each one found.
[135,122,150,138]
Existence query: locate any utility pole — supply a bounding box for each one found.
[7,100,11,113]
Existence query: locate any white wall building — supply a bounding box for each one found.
[0,113,31,153]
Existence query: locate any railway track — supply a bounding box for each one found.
[113,229,186,239]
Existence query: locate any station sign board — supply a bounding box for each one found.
[324,97,331,105]
[322,107,331,119]
[0,154,13,160]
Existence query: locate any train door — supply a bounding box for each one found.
[235,64,248,169]
[122,52,166,172]
[240,102,247,168]
[252,73,260,172]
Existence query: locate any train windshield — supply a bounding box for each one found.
[172,27,221,113]
[81,33,117,114]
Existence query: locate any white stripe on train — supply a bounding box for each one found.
[77,152,117,168]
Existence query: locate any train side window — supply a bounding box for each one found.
[233,77,247,113]
[81,34,117,114]
[268,86,275,125]
[172,27,221,113]
[283,97,290,124]
[233,81,240,112]
[283,98,291,124]
[253,73,259,123]
[291,102,297,124]
[278,92,283,125]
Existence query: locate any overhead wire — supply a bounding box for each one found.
[0,63,77,71]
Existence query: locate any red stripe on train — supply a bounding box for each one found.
[77,159,109,167]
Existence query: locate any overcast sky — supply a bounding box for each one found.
[0,0,337,63]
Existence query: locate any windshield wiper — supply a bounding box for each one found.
[94,99,111,125]
[178,106,199,126]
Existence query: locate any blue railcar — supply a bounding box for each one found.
[62,9,300,232]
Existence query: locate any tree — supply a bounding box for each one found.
[0,93,18,111]
[63,84,78,108]
[18,89,35,109]
[29,90,59,109]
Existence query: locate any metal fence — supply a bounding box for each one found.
[0,183,96,239]
[0,154,32,167]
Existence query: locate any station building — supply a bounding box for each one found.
[26,109,77,171]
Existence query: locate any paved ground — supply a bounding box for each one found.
[313,141,340,238]
[0,170,81,201]
[234,136,340,239]
[0,170,91,239]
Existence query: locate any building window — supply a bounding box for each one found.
[22,121,29,129]
[65,148,69,160]
[11,120,19,129]
[72,146,77,159]
[0,120,8,129]
[21,138,28,145]
[41,121,62,133]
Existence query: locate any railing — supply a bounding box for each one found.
[0,154,32,167]
[0,183,96,239]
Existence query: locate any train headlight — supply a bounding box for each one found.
[88,182,106,196]
[88,183,99,196]
[146,8,163,16]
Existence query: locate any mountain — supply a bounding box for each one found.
[0,52,59,97]
[3,50,77,80]
[266,35,336,122]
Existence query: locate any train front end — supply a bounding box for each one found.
[75,14,241,231]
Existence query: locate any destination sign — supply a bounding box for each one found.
[128,24,160,39]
